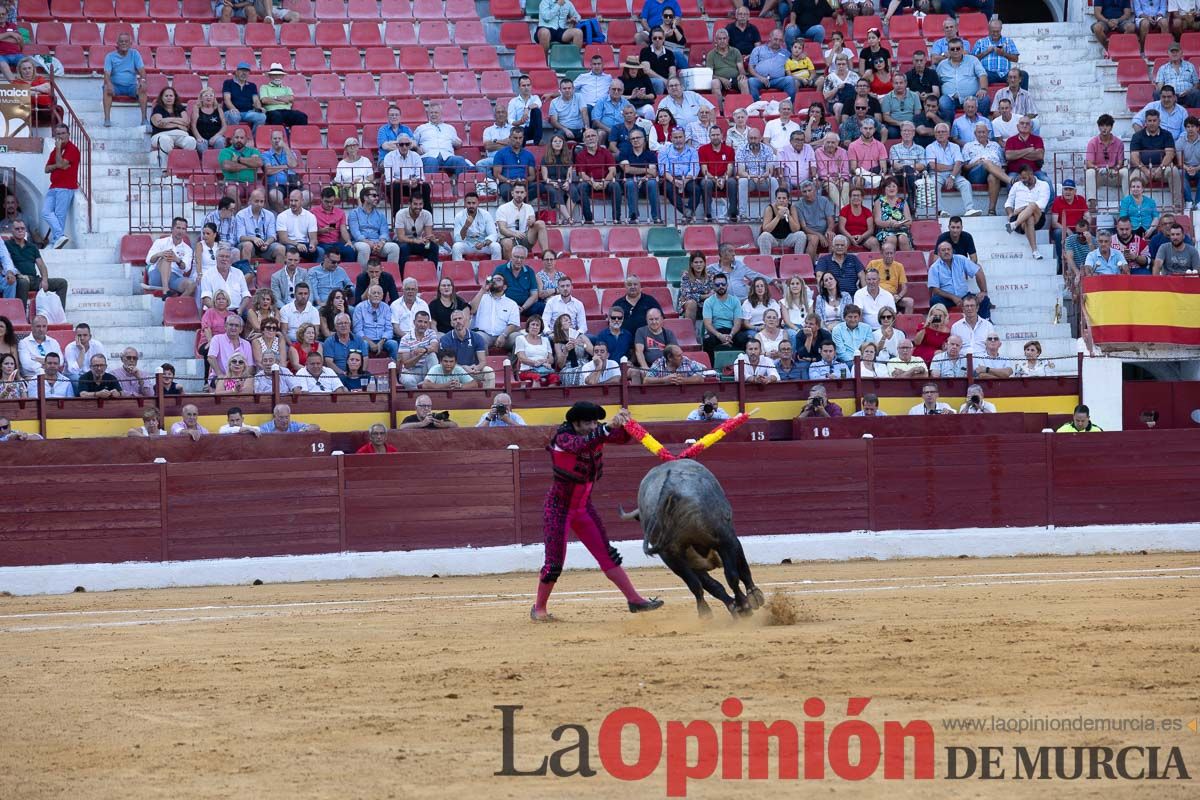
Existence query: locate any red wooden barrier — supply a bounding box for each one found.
[793,412,1047,440]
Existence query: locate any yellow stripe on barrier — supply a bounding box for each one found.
[1087,289,1200,327]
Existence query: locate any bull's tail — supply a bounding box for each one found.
[618,506,640,522]
[642,466,676,557]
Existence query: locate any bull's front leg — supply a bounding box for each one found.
[719,541,752,615]
[695,571,739,617]
[732,538,764,609]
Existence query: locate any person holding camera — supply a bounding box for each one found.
[399,395,459,430]
[477,393,527,427]
[908,382,956,415]
[798,384,844,418]
[686,390,730,421]
[958,383,997,414]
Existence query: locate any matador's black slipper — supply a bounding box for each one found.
[530,605,561,622]
[628,597,665,613]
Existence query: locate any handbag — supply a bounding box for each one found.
[537,209,558,225]
[913,176,937,212]
[855,168,882,189]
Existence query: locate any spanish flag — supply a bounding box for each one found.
[1084,276,1200,345]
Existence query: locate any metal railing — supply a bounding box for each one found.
[127,157,941,233]
[1053,150,1181,215]
[50,78,93,233]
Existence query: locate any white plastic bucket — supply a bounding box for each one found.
[681,67,713,92]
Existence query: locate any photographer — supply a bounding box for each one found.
[958,383,997,414]
[686,390,730,422]
[908,382,956,415]
[798,384,844,418]
[476,393,527,427]
[399,395,459,430]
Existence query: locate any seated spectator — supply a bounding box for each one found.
[214,352,254,394]
[414,104,470,176]
[536,0,583,53]
[867,250,912,323]
[888,338,930,378]
[469,274,521,350]
[659,127,703,222]
[509,75,545,146]
[393,196,439,271]
[352,258,397,306]
[0,351,22,398]
[702,275,751,359]
[170,404,209,439]
[549,79,590,144]
[59,323,100,382]
[959,383,997,414]
[279,279,319,340]
[1004,165,1051,260]
[615,275,663,337]
[609,102,658,155]
[913,93,946,149]
[779,274,813,332]
[928,242,992,318]
[620,59,658,119]
[399,396,457,429]
[221,62,266,132]
[28,351,73,398]
[148,87,195,160]
[293,349,344,393]
[685,392,732,427]
[813,133,852,209]
[758,188,805,256]
[617,127,662,222]
[334,139,374,199]
[261,403,321,433]
[776,129,815,196]
[351,284,397,359]
[495,184,549,258]
[1012,340,1049,377]
[811,271,850,331]
[676,252,718,326]
[963,122,1009,216]
[928,123,982,217]
[573,129,620,224]
[707,29,751,115]
[217,407,260,436]
[376,106,414,165]
[641,344,706,385]
[743,278,782,338]
[1147,211,1193,255]
[542,275,588,335]
[816,235,864,296]
[1086,114,1131,207]
[207,313,254,378]
[738,130,780,224]
[355,423,395,452]
[307,190,355,266]
[873,176,914,252]
[397,310,441,389]
[798,383,845,417]
[532,133,574,221]
[852,269,896,331]
[809,339,851,379]
[575,54,616,111]
[1129,111,1181,207]
[421,350,476,389]
[203,197,239,250]
[850,391,885,416]
[233,188,283,266]
[127,407,166,437]
[492,128,538,204]
[102,33,148,129]
[77,354,122,398]
[218,128,263,204]
[322,313,369,375]
[190,86,228,155]
[822,55,859,122]
[1092,0,1137,46]
[935,39,989,120]
[1120,179,1159,240]
[749,29,797,102]
[260,64,308,129]
[492,246,541,320]
[2,218,65,310]
[254,350,294,392]
[909,382,955,415]
[452,192,502,261]
[930,334,967,379]
[698,124,739,222]
[1047,178,1090,265]
[990,97,1020,145]
[513,316,557,385]
[308,250,353,309]
[287,320,322,372]
[577,341,619,385]
[1004,116,1048,187]
[476,393,526,428]
[1156,42,1199,102]
[383,134,431,212]
[1056,404,1101,433]
[881,74,920,141]
[839,187,879,253]
[348,188,401,266]
[440,310,496,387]
[1152,223,1200,274]
[590,80,632,146]
[786,40,818,91]
[831,304,871,364]
[390,277,430,341]
[734,339,780,383]
[640,27,678,97]
[113,347,153,397]
[839,94,881,144]
[856,340,887,378]
[1177,116,1200,212]
[767,337,803,380]
[1063,218,1096,280]
[260,130,304,212]
[950,294,996,356]
[992,67,1040,134]
[974,334,1014,379]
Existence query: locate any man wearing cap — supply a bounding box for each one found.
[221,61,267,131]
[533,402,664,622]
[260,63,309,130]
[1048,179,1089,264]
[1156,42,1200,102]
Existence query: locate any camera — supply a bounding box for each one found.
[810,396,824,407]
[702,402,715,415]
[970,394,981,405]
[434,411,450,421]
[493,404,507,415]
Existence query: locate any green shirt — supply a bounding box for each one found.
[705,47,743,80]
[422,364,471,385]
[259,82,294,111]
[218,145,260,182]
[1056,421,1103,433]
[5,239,41,278]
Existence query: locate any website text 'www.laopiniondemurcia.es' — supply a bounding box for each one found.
[494,699,1194,797]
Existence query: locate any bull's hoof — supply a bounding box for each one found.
[629,597,665,613]
[697,602,713,618]
[725,602,740,617]
[748,587,765,609]
[736,604,754,618]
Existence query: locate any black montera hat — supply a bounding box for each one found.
[565,401,607,424]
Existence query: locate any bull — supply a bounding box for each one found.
[620,459,764,617]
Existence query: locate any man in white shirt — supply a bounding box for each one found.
[18,314,62,377]
[200,244,251,311]
[62,322,104,380]
[580,341,621,384]
[294,350,345,393]
[475,106,513,171]
[145,216,195,296]
[734,339,780,383]
[949,295,996,355]
[218,406,261,435]
[1003,164,1051,260]
[573,55,613,109]
[382,133,430,211]
[275,189,318,262]
[930,335,968,379]
[414,102,470,174]
[390,277,431,340]
[908,382,956,415]
[254,350,295,393]
[657,77,714,128]
[763,99,802,151]
[278,280,319,339]
[959,383,998,414]
[29,352,74,397]
[851,267,897,330]
[507,75,544,145]
[494,184,549,258]
[541,276,587,332]
[469,272,521,349]
[452,192,502,260]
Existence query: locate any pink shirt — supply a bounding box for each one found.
[208,335,254,374]
[847,138,888,172]
[201,307,228,336]
[311,204,348,245]
[813,145,851,180]
[1086,135,1125,169]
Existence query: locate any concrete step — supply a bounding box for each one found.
[987,277,1063,308]
[76,308,161,327]
[66,293,152,312]
[90,325,192,346]
[64,280,139,303]
[991,320,1073,344]
[40,248,126,266]
[989,306,1061,326]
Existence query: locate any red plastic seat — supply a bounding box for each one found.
[326,124,360,149]
[224,46,257,71]
[164,296,201,331]
[364,46,397,72]
[243,22,277,47]
[83,0,117,19]
[279,23,313,47]
[719,224,757,253]
[173,74,203,99]
[253,124,285,149]
[189,47,223,73]
[259,47,292,70]
[326,98,360,124]
[289,125,323,151]
[432,46,464,71]
[588,256,624,283]
[309,74,344,100]
[154,46,189,73]
[349,21,383,47]
[956,12,988,41]
[460,98,493,122]
[456,21,488,46]
[514,44,547,72]
[480,71,512,96]
[315,21,349,47]
[444,0,475,18]
[315,0,348,17]
[360,98,390,125]
[413,0,443,17]
[440,261,477,286]
[412,72,447,97]
[606,19,637,43]
[1126,82,1154,112]
[381,0,414,16]
[294,48,329,73]
[1144,32,1174,61]
[172,22,206,48]
[1106,33,1141,60]
[607,227,645,256]
[68,21,102,46]
[120,233,153,265]
[490,0,523,18]
[778,254,814,279]
[910,220,940,250]
[384,21,418,46]
[894,250,929,280]
[283,74,310,97]
[54,45,87,73]
[135,22,170,47]
[595,0,628,15]
[209,22,242,47]
[447,72,480,97]
[181,0,216,18]
[380,73,412,97]
[147,0,182,21]
[34,21,68,47]
[567,228,604,257]
[681,225,718,254]
[626,256,664,284]
[348,0,382,18]
[344,72,378,99]
[889,14,920,40]
[420,21,452,46]
[466,45,500,70]
[330,47,363,72]
[500,21,532,49]
[166,148,201,178]
[400,48,432,71]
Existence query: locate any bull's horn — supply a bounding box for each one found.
[618,506,640,522]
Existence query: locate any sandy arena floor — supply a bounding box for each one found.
[1,553,1198,799]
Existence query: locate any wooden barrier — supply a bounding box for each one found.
[793,412,1047,440]
[5,429,1199,568]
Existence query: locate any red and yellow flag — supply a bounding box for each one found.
[1084,275,1200,345]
